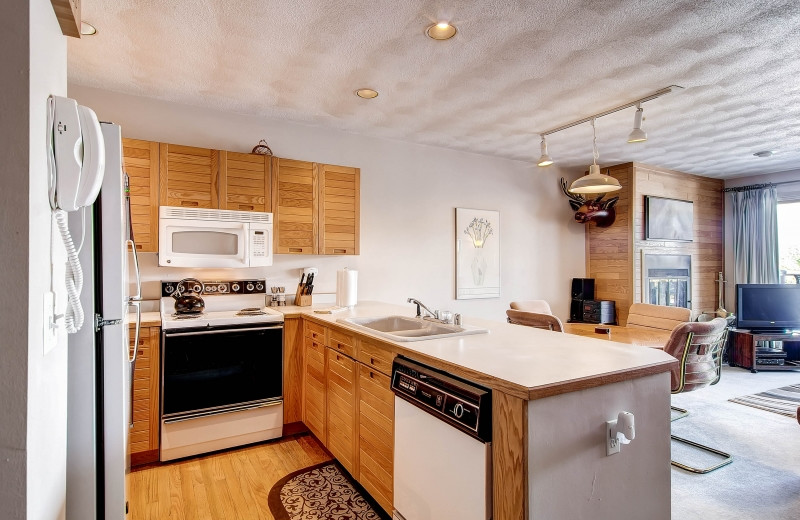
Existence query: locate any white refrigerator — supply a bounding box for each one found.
[67,122,140,519]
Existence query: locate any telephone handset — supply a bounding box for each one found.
[47,95,106,333]
[48,96,105,211]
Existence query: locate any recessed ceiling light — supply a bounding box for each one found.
[753,150,776,158]
[426,22,457,40]
[80,21,97,36]
[355,88,378,99]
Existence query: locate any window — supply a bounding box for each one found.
[778,201,800,284]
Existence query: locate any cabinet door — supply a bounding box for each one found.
[159,143,219,208]
[318,164,360,255]
[303,335,327,443]
[122,139,160,252]
[129,326,160,466]
[219,151,272,212]
[272,158,318,254]
[326,347,357,474]
[357,365,394,513]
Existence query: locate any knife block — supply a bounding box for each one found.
[294,284,312,307]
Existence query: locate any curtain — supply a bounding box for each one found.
[730,186,779,284]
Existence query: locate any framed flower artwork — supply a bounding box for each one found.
[456,208,500,299]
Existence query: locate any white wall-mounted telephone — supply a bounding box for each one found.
[47,95,106,333]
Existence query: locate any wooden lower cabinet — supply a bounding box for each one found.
[129,325,160,466]
[326,347,357,474]
[357,365,394,513]
[298,320,395,514]
[303,333,327,443]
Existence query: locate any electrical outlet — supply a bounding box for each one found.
[607,420,621,455]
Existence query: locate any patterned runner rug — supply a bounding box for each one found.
[268,461,390,520]
[728,383,800,417]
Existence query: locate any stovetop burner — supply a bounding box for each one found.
[171,313,206,320]
[236,308,267,316]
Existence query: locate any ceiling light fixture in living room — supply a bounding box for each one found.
[536,85,681,168]
[569,118,622,194]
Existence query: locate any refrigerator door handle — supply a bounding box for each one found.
[127,300,141,428]
[127,239,142,302]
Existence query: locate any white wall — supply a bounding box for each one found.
[723,168,800,308]
[69,85,588,321]
[0,1,69,519]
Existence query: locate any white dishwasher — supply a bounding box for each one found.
[391,357,492,520]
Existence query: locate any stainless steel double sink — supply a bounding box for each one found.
[337,315,488,342]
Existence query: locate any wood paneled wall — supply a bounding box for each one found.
[585,164,635,325]
[586,163,724,325]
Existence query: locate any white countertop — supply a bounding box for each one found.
[280,302,677,399]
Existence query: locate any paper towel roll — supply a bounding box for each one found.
[336,268,358,308]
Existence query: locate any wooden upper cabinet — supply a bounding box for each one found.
[159,143,219,209]
[272,158,318,254]
[122,138,160,252]
[318,164,360,255]
[219,151,272,212]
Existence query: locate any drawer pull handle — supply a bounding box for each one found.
[289,247,303,253]
[180,201,199,207]
[240,204,254,210]
[370,371,374,379]
[333,248,347,254]
[336,354,341,361]
[370,357,375,365]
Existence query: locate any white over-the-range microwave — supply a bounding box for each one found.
[158,206,273,268]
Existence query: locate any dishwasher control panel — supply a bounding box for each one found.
[391,356,491,442]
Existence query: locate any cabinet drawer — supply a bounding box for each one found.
[304,320,325,342]
[357,340,394,376]
[329,329,355,358]
[327,348,355,382]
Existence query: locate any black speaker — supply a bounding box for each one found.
[571,278,595,300]
[570,299,584,322]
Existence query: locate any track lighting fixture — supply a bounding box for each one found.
[537,136,553,167]
[535,85,681,168]
[569,119,622,194]
[627,103,647,143]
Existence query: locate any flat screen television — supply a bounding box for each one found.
[736,284,800,331]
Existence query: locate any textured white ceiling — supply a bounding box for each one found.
[68,0,800,178]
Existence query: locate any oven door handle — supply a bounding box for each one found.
[162,400,282,424]
[164,324,283,337]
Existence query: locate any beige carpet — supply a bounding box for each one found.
[728,383,800,417]
[268,461,389,520]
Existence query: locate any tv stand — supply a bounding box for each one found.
[729,329,800,373]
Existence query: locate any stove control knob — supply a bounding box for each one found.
[453,403,464,419]
[231,283,240,292]
[192,284,202,293]
[164,284,175,295]
[218,285,228,294]
[246,283,255,292]
[255,283,264,291]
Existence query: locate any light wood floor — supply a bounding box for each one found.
[129,434,332,520]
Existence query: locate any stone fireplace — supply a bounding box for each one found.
[641,253,691,308]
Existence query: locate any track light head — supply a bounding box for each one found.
[627,105,647,143]
[537,136,553,167]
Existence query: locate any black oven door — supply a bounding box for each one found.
[162,324,283,417]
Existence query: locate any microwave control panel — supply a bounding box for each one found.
[161,279,266,297]
[250,229,268,258]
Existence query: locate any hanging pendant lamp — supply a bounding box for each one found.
[569,118,622,194]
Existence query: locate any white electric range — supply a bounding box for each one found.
[159,279,285,461]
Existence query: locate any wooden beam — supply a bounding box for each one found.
[50,0,81,38]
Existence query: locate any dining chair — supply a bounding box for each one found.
[665,317,732,473]
[506,309,564,332]
[627,303,691,331]
[510,300,553,314]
